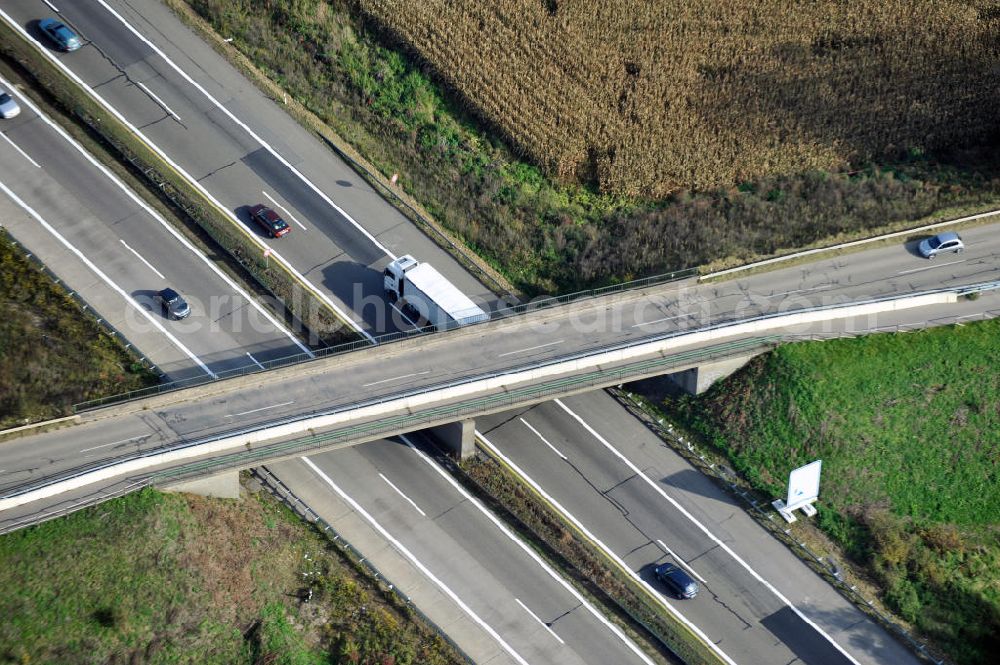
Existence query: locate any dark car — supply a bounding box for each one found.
[156,288,191,320]
[655,562,699,599]
[249,204,291,238]
[38,18,83,52]
[917,231,964,259]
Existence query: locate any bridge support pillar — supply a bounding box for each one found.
[426,419,476,460]
[162,470,241,499]
[666,353,758,395]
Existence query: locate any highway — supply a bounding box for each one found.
[0,71,309,381]
[477,393,920,665]
[0,0,501,334]
[267,434,660,665]
[1,2,997,664]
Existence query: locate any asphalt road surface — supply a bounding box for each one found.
[269,433,660,665]
[0,0,501,335]
[0,71,309,381]
[478,393,922,665]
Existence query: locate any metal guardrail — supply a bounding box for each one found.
[610,386,947,665]
[0,228,162,378]
[0,335,777,505]
[73,265,697,410]
[253,467,476,665]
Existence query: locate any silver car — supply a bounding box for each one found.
[917,231,964,259]
[0,89,20,119]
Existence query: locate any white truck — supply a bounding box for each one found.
[383,255,489,329]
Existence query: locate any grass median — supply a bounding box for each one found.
[0,17,359,348]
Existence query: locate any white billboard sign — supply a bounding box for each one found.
[785,459,822,510]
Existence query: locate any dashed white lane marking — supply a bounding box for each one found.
[519,418,566,460]
[656,539,708,584]
[475,430,735,665]
[0,14,362,346]
[400,434,657,665]
[119,239,165,279]
[0,131,40,168]
[0,68,313,358]
[226,400,294,418]
[362,371,430,388]
[301,456,531,665]
[630,312,688,328]
[378,472,425,517]
[896,258,965,275]
[42,0,60,13]
[498,340,564,357]
[262,190,306,230]
[79,435,144,453]
[135,80,181,121]
[554,398,862,665]
[0,180,217,379]
[515,598,564,645]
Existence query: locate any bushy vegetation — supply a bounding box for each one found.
[0,231,156,428]
[183,0,1000,293]
[664,321,1000,665]
[0,487,462,664]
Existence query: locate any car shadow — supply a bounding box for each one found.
[234,204,272,239]
[131,289,169,319]
[902,236,931,258]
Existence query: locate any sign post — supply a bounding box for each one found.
[773,459,822,523]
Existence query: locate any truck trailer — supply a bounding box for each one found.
[383,255,489,329]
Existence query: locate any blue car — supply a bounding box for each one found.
[38,18,82,52]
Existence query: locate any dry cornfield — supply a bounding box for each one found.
[359,0,1000,197]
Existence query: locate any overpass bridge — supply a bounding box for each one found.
[1,270,996,533]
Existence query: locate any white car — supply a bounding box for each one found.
[0,89,20,119]
[917,231,964,259]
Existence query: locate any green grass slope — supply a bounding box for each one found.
[670,321,1000,664]
[0,488,461,665]
[0,230,156,427]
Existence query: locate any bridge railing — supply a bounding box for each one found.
[73,266,697,411]
[2,336,778,503]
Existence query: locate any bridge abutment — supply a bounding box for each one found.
[162,470,241,499]
[426,418,476,460]
[666,353,758,395]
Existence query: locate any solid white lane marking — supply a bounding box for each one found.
[515,598,564,644]
[0,131,41,168]
[519,418,566,460]
[400,434,658,665]
[90,0,394,261]
[226,400,295,417]
[896,258,965,275]
[0,69,314,357]
[362,371,429,388]
[656,539,707,584]
[135,81,181,121]
[554,399,863,665]
[245,352,265,370]
[119,239,165,279]
[262,190,306,230]
[498,339,564,357]
[475,431,734,665]
[42,0,60,12]
[390,302,418,328]
[630,312,688,329]
[0,180,217,379]
[301,456,531,665]
[79,435,144,453]
[0,21,360,346]
[379,472,426,517]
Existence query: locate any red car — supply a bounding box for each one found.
[249,204,291,238]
